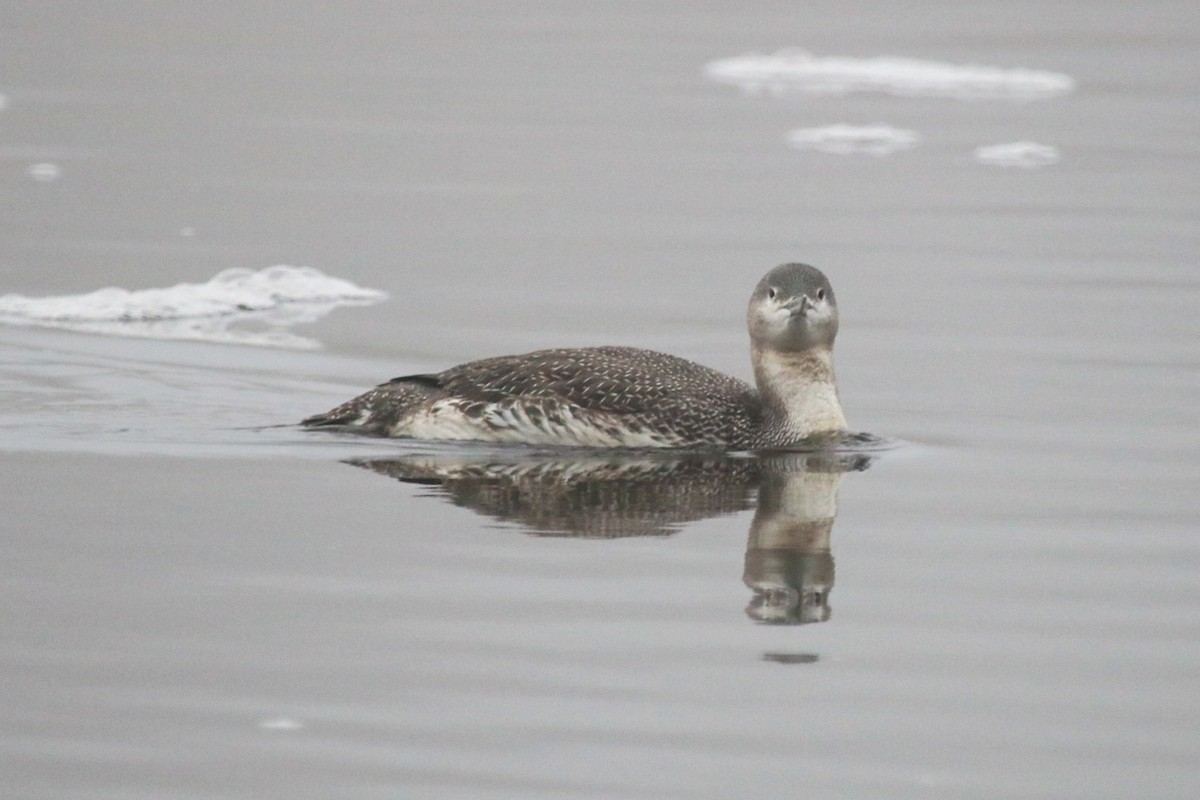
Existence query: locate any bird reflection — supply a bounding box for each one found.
[743,459,844,625]
[346,443,874,625]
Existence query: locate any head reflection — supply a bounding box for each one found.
[345,443,873,625]
[743,461,844,625]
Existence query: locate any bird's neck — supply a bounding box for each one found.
[751,345,846,440]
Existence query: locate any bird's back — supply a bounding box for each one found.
[303,346,765,448]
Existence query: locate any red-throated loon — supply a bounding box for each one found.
[302,263,847,448]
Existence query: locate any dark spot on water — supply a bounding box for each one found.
[761,652,820,665]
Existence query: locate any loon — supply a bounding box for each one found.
[302,262,847,449]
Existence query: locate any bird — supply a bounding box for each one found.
[301,262,846,449]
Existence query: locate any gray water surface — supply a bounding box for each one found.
[2,3,1199,799]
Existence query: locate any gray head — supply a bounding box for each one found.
[747,263,839,352]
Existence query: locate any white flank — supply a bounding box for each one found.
[401,400,673,448]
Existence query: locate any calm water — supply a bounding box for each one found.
[3,3,1199,799]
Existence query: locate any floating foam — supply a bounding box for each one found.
[27,162,62,182]
[787,124,919,156]
[973,141,1061,168]
[0,265,386,348]
[705,49,1075,100]
[259,717,305,731]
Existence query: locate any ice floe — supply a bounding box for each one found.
[258,717,305,731]
[973,141,1061,168]
[27,162,62,182]
[787,124,919,156]
[0,265,386,348]
[705,49,1075,101]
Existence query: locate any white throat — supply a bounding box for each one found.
[751,346,846,439]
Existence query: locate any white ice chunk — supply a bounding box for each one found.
[0,265,387,348]
[973,141,1061,168]
[27,162,62,181]
[705,50,1075,101]
[258,717,304,731]
[787,124,919,156]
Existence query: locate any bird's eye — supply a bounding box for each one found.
[816,288,826,301]
[767,288,777,299]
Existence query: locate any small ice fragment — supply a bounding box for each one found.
[787,124,919,156]
[28,162,62,182]
[705,50,1075,101]
[259,717,304,731]
[0,94,8,111]
[179,227,196,237]
[973,141,1060,168]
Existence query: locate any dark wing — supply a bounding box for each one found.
[303,346,763,445]
[434,346,755,414]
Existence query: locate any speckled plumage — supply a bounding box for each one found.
[302,263,847,449]
[303,346,765,447]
